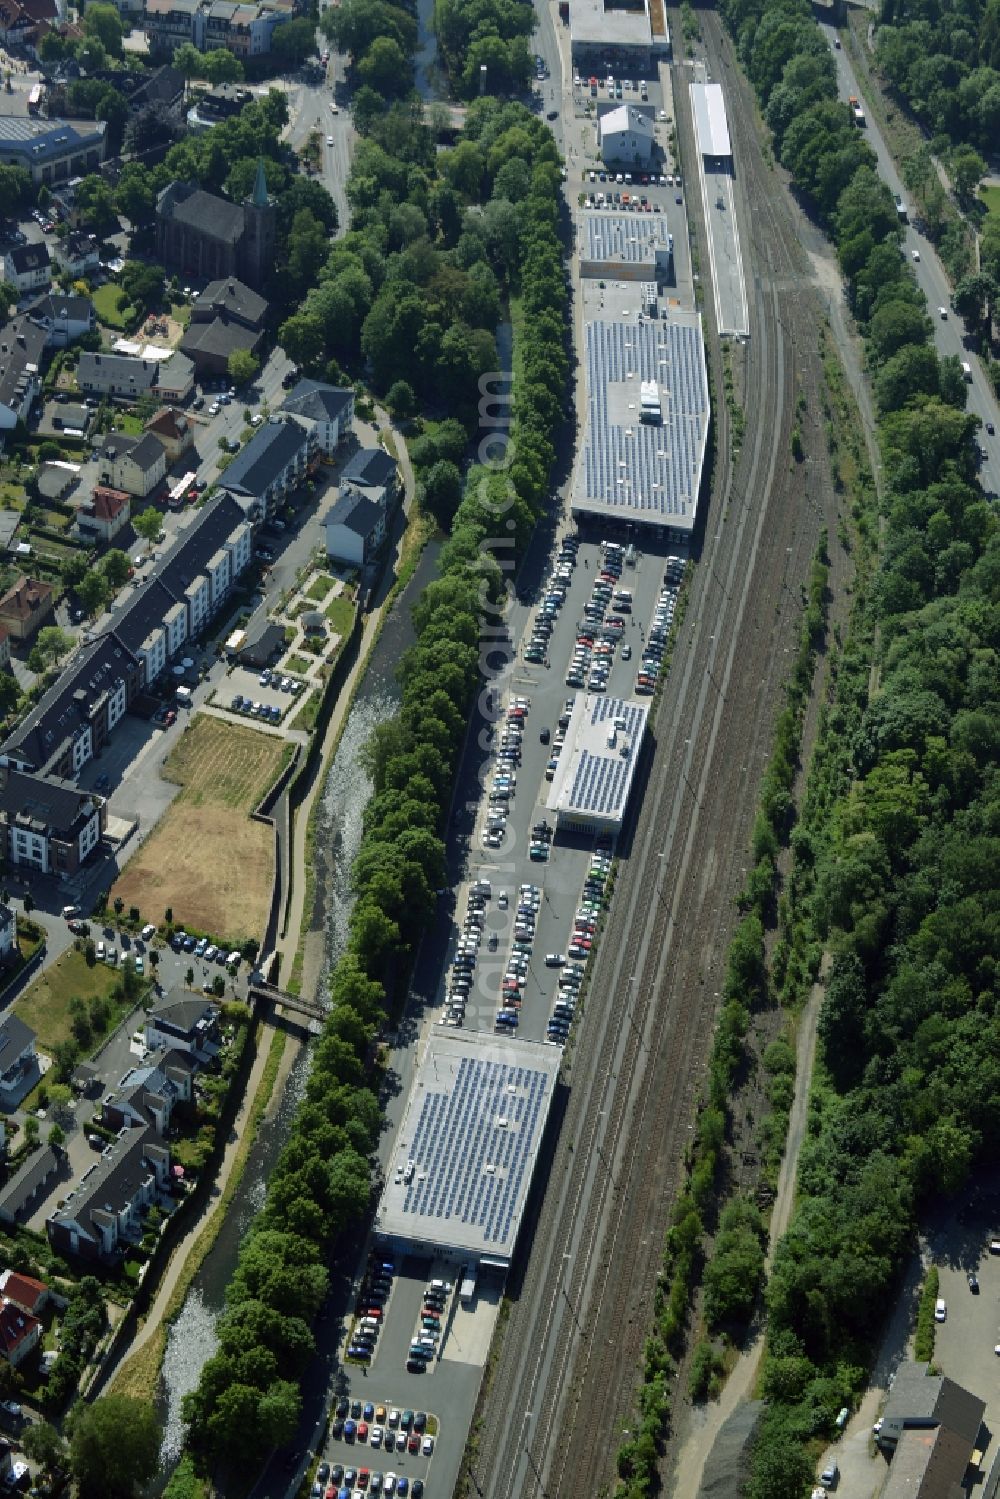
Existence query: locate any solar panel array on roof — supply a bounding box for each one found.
[585,212,670,264]
[400,1056,548,1248]
[577,311,709,526]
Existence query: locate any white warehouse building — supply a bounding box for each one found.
[546,693,649,835]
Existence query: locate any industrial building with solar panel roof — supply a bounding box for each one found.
[571,279,710,536]
[374,1030,561,1270]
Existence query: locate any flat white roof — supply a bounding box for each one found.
[691,81,732,159]
[546,693,649,829]
[571,0,655,49]
[573,281,710,530]
[600,103,655,141]
[374,1030,560,1264]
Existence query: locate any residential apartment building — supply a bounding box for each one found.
[0,1015,35,1105]
[0,495,252,871]
[0,316,46,431]
[78,350,194,404]
[0,241,50,299]
[145,405,195,464]
[281,378,354,458]
[46,1125,170,1262]
[220,416,317,518]
[144,0,295,56]
[102,1057,192,1137]
[50,231,101,278]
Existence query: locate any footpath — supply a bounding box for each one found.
[99,406,415,1399]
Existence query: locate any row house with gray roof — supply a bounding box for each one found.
[46,1125,170,1263]
[219,415,318,518]
[0,494,252,872]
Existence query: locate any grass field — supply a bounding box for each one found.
[112,717,292,944]
[980,184,1000,220]
[325,595,355,637]
[92,282,135,331]
[14,946,137,1053]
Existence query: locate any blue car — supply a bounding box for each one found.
[344,1420,356,1439]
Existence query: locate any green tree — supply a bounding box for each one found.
[23,1117,38,1147]
[227,348,260,385]
[74,175,117,235]
[78,570,109,616]
[269,16,316,66]
[358,35,410,95]
[21,1420,66,1475]
[102,549,131,588]
[48,1122,65,1150]
[279,309,324,368]
[202,48,244,85]
[0,165,29,221]
[133,507,162,547]
[83,3,124,57]
[422,459,462,524]
[950,145,986,204]
[120,260,165,315]
[386,379,415,419]
[70,1396,161,1499]
[28,626,72,673]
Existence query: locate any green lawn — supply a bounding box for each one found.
[980,184,1000,220]
[93,282,135,330]
[113,412,145,436]
[284,654,311,674]
[325,594,355,637]
[14,945,144,1053]
[306,573,335,601]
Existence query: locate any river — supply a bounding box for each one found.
[157,542,443,1469]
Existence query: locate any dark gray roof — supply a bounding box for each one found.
[157,492,246,601]
[27,292,94,323]
[181,318,258,361]
[78,352,158,391]
[157,181,245,245]
[219,419,307,500]
[128,64,185,111]
[196,277,267,327]
[340,446,397,491]
[149,988,218,1036]
[325,489,382,539]
[0,1014,35,1072]
[4,242,49,276]
[883,1361,985,1447]
[110,578,176,654]
[51,1124,162,1235]
[0,1146,58,1227]
[282,379,353,425]
[3,634,138,772]
[127,432,166,474]
[0,317,46,413]
[97,432,135,460]
[0,769,96,834]
[239,619,285,660]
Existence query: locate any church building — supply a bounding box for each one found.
[155,160,276,292]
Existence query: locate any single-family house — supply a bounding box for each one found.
[0,241,51,299]
[0,1269,49,1318]
[25,290,95,347]
[96,431,167,499]
[281,378,354,458]
[76,484,131,543]
[45,1124,170,1262]
[145,405,195,464]
[0,575,54,641]
[0,1299,41,1367]
[236,619,285,669]
[144,988,220,1057]
[0,1015,36,1105]
[51,229,100,277]
[324,489,385,568]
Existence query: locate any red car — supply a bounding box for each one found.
[357,1470,370,1489]
[164,709,177,725]
[357,1423,369,1443]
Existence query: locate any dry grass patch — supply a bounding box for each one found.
[13,946,136,1053]
[112,716,291,944]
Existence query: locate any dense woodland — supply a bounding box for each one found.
[875,0,1000,152]
[713,0,1000,1494]
[181,61,568,1479]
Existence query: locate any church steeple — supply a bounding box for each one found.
[252,158,269,209]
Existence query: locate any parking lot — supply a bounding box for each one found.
[428,531,686,1047]
[212,664,306,725]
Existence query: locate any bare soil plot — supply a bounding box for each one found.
[113,717,291,945]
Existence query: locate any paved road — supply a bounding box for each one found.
[820,21,1000,496]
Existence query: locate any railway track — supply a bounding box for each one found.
[467,14,840,1499]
